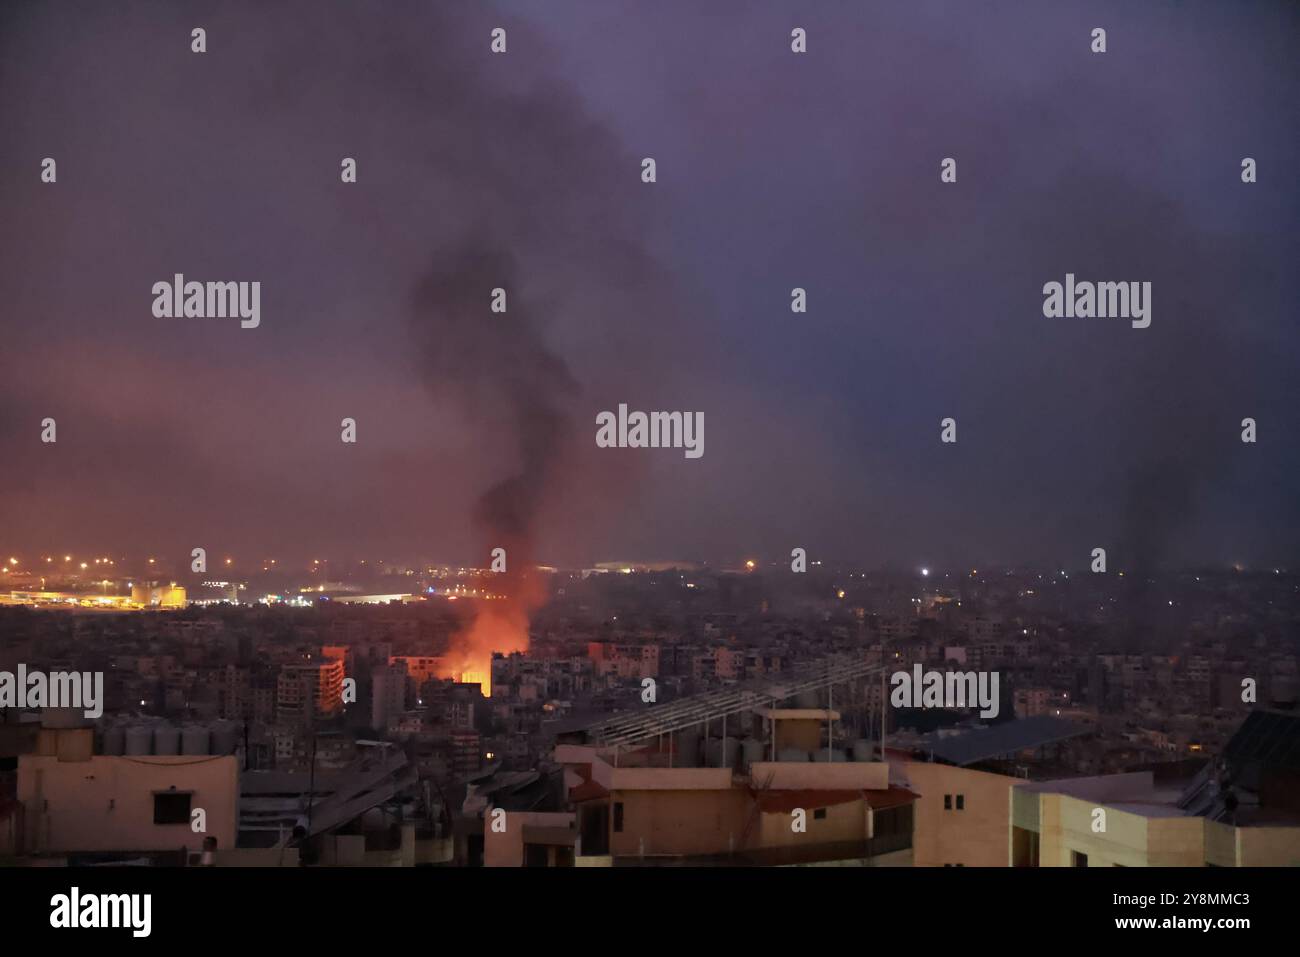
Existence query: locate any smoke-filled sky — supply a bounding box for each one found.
[1,0,1297,570]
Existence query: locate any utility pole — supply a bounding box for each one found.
[827,683,833,762]
[306,732,318,833]
[880,633,889,760]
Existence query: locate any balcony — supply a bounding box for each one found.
[608,833,913,867]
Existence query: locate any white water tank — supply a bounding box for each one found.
[153,724,180,756]
[124,724,153,755]
[102,724,125,756]
[850,739,874,762]
[181,725,210,755]
[706,736,739,767]
[211,720,238,755]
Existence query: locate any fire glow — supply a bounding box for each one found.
[437,574,542,696]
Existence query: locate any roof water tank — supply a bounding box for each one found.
[102,724,126,756]
[181,725,211,755]
[706,736,740,768]
[211,720,238,755]
[778,747,810,762]
[124,724,153,756]
[814,748,847,762]
[153,724,180,756]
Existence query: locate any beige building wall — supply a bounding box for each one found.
[1037,794,1205,867]
[18,753,238,854]
[483,810,574,867]
[1204,819,1237,867]
[1235,824,1300,866]
[1029,792,1300,867]
[905,762,1019,866]
[609,788,750,857]
[1038,794,1145,867]
[1145,816,1207,866]
[755,800,870,849]
[775,718,823,752]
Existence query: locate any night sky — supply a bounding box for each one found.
[1,0,1297,570]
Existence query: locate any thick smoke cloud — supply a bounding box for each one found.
[0,0,1296,570]
[411,242,578,557]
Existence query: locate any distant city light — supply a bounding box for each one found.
[920,568,929,577]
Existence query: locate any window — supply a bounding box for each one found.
[955,794,965,811]
[873,804,913,838]
[613,802,624,833]
[943,794,952,810]
[813,808,827,820]
[153,790,193,825]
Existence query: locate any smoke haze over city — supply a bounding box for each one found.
[2,0,1297,571]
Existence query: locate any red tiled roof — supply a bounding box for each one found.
[754,786,919,814]
[569,778,609,802]
[863,786,920,809]
[754,789,865,813]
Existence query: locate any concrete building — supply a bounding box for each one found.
[277,656,345,727]
[556,743,915,866]
[371,662,408,731]
[16,725,238,860]
[901,760,1020,867]
[1012,711,1300,867]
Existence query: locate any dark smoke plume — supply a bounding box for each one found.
[410,240,579,562]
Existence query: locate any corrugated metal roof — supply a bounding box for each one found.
[911,716,1089,766]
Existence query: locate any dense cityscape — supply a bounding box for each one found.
[2,554,1296,868]
[2,0,1296,939]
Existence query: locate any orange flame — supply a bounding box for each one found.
[439,576,541,696]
